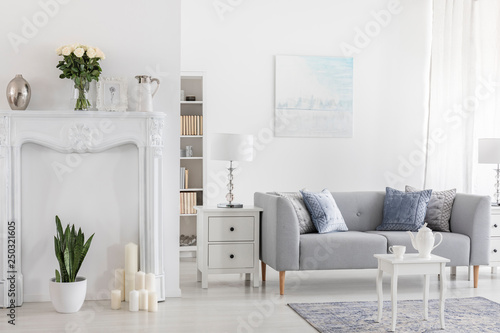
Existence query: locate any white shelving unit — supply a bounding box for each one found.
[180,72,206,257]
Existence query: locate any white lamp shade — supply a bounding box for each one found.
[478,138,500,164]
[211,133,254,161]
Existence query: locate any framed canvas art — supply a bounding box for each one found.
[275,55,353,137]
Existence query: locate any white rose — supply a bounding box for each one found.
[86,48,96,58]
[95,48,106,59]
[81,45,88,51]
[71,43,80,50]
[74,47,85,58]
[62,46,72,56]
[55,46,63,55]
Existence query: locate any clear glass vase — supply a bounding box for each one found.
[72,77,90,111]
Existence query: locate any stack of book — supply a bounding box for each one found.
[180,167,189,189]
[180,192,197,214]
[180,115,203,135]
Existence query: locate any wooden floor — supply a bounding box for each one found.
[2,261,499,332]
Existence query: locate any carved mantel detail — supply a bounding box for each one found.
[68,123,94,153]
[0,117,7,159]
[149,118,164,157]
[0,116,7,147]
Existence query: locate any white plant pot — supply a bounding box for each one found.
[49,276,87,313]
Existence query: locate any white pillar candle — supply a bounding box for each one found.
[139,289,148,311]
[111,290,121,310]
[125,242,138,273]
[125,272,135,302]
[148,291,158,312]
[114,269,125,301]
[145,273,155,292]
[135,271,145,290]
[129,290,139,312]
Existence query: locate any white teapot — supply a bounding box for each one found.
[407,223,443,259]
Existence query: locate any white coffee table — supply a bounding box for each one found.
[374,253,450,331]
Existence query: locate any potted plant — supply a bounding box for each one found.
[49,215,94,313]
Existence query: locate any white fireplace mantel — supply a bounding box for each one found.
[0,110,166,306]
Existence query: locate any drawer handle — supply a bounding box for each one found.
[494,224,498,228]
[494,249,498,253]
[230,227,235,232]
[229,254,235,259]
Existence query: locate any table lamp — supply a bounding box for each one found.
[211,133,254,208]
[478,138,500,206]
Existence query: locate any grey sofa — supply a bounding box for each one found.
[254,191,491,295]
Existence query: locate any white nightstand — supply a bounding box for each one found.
[194,206,263,288]
[491,207,500,273]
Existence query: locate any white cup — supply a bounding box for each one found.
[389,245,406,259]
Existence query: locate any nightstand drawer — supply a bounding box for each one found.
[208,217,254,242]
[491,240,500,262]
[491,215,500,236]
[208,244,254,268]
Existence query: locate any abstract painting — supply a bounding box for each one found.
[275,55,353,137]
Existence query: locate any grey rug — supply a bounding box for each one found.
[288,297,500,332]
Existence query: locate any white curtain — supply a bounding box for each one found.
[424,0,500,194]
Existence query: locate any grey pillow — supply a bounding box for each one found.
[376,187,432,231]
[300,189,348,234]
[405,185,456,232]
[274,192,316,234]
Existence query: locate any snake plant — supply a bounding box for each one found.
[54,215,94,283]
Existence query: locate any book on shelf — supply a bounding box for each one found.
[180,115,203,136]
[179,192,197,214]
[180,167,189,189]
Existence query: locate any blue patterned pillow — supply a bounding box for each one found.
[376,187,432,231]
[300,189,348,233]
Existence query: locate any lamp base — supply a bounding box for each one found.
[217,203,243,208]
[491,203,500,207]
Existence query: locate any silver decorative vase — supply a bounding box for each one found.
[6,74,31,110]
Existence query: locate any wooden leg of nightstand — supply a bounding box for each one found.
[474,265,479,288]
[261,261,266,281]
[279,271,285,295]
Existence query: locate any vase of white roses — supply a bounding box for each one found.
[56,43,105,111]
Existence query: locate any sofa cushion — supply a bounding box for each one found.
[331,191,385,231]
[368,230,470,266]
[300,189,348,233]
[405,185,456,232]
[273,192,316,234]
[299,231,387,270]
[376,187,432,231]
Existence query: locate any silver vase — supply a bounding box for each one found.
[6,74,31,110]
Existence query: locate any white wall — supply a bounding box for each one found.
[181,0,433,205]
[0,0,181,297]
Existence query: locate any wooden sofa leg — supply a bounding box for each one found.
[474,265,479,288]
[261,261,266,281]
[279,271,285,295]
